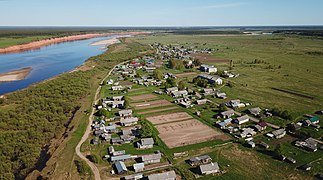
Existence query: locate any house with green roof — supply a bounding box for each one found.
[309,116,320,124]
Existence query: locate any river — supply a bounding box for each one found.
[0,36,116,95]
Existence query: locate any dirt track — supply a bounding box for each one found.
[75,60,130,180]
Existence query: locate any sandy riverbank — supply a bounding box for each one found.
[0,32,149,54]
[90,37,120,46]
[0,67,32,82]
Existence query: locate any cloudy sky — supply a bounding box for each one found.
[0,0,322,26]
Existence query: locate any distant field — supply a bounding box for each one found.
[133,34,323,117]
[0,35,54,48]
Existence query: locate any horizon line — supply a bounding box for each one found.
[1,24,323,28]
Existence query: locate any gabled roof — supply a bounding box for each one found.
[120,117,139,124]
[248,107,261,114]
[141,138,154,145]
[133,163,145,170]
[310,116,320,122]
[258,121,267,127]
[272,128,286,136]
[115,161,127,173]
[189,155,212,162]
[142,153,161,161]
[236,115,249,121]
[111,154,131,162]
[147,170,176,180]
[221,110,235,116]
[119,109,133,115]
[199,162,220,173]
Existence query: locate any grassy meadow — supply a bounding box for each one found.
[133,34,323,118]
[0,35,54,48]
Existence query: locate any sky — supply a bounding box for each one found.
[0,0,323,26]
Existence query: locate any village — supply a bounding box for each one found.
[87,43,323,180]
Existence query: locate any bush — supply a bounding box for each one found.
[86,154,99,164]
[74,160,86,175]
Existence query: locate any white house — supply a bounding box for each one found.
[199,162,220,175]
[120,117,138,126]
[137,138,154,149]
[234,115,249,125]
[198,74,223,85]
[200,64,217,73]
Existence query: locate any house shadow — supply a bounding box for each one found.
[256,149,275,157]
[189,167,201,175]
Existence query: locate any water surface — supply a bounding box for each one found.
[0,36,115,95]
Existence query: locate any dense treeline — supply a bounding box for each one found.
[0,37,150,179]
[0,70,93,179]
[273,30,323,37]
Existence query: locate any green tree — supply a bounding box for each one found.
[229,60,234,70]
[178,80,186,90]
[86,154,99,163]
[153,69,163,80]
[165,77,177,88]
[218,103,228,111]
[124,96,130,108]
[169,59,184,70]
[274,144,282,157]
[193,59,201,66]
[98,108,110,117]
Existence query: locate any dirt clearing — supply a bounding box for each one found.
[175,72,198,77]
[128,88,146,92]
[137,106,179,115]
[154,118,229,148]
[129,94,157,101]
[131,99,173,110]
[146,112,193,125]
[191,53,230,63]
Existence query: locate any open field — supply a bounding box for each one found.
[131,99,173,110]
[0,35,54,48]
[155,118,229,148]
[133,34,323,118]
[191,53,230,63]
[128,94,157,101]
[146,111,193,125]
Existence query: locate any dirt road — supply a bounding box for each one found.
[75,60,129,180]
